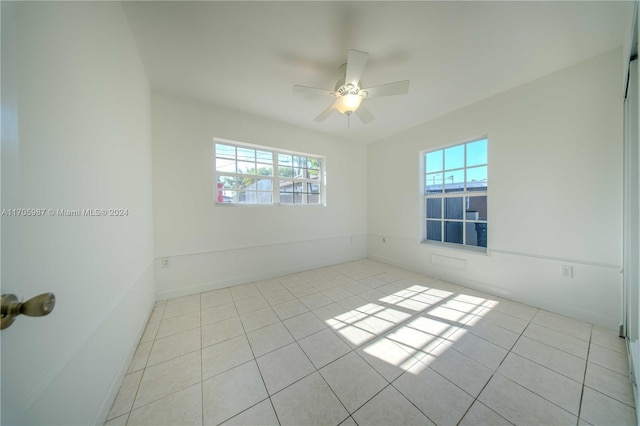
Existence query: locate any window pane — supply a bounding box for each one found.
[308,158,321,170]
[222,191,237,203]
[238,191,252,204]
[466,166,487,191]
[445,197,464,220]
[280,180,293,193]
[443,170,464,192]
[426,198,441,219]
[293,165,305,178]
[256,164,274,176]
[238,177,256,189]
[426,173,443,194]
[278,154,293,166]
[256,150,272,164]
[467,139,487,167]
[466,196,487,221]
[422,139,488,249]
[294,156,306,167]
[280,193,293,203]
[308,169,320,180]
[214,142,324,206]
[217,175,236,190]
[445,145,464,170]
[256,179,273,191]
[216,158,236,173]
[215,144,235,159]
[279,166,294,178]
[215,180,224,203]
[426,220,442,241]
[214,143,323,206]
[237,147,255,162]
[256,192,273,204]
[444,221,463,244]
[466,223,487,247]
[237,161,255,174]
[426,150,443,173]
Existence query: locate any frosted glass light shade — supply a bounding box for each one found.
[335,94,362,114]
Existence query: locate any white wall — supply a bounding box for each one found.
[1,3,155,425]
[623,2,640,413]
[152,92,367,299]
[367,49,623,329]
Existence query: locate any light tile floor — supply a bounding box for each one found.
[105,259,637,426]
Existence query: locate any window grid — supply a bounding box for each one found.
[215,140,324,206]
[423,138,488,249]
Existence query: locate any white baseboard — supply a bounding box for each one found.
[368,250,620,329]
[155,234,367,300]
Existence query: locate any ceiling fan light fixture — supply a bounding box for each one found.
[335,93,363,115]
[293,49,410,124]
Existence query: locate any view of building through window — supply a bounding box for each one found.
[423,138,488,249]
[215,140,323,205]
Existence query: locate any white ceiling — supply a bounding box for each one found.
[123,1,628,143]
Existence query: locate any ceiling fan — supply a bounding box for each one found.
[293,49,410,125]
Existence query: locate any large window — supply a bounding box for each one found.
[214,139,324,205]
[423,138,487,250]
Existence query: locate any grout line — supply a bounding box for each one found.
[509,335,589,384]
[526,320,592,345]
[124,367,145,424]
[341,381,391,422]
[454,310,535,425]
[387,381,439,425]
[577,327,593,424]
[582,385,638,410]
[115,259,631,426]
[219,397,274,425]
[299,341,352,424]
[485,316,593,422]
[490,374,579,421]
[235,299,283,426]
[456,401,514,426]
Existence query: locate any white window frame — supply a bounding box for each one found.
[214,137,326,206]
[420,136,488,253]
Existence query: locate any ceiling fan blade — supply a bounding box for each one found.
[355,105,375,124]
[293,85,334,96]
[313,103,337,122]
[362,80,410,98]
[345,49,369,87]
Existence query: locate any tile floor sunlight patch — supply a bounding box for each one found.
[107,259,636,426]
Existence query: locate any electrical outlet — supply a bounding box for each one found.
[561,265,573,278]
[161,257,171,268]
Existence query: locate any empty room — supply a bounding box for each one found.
[2,1,639,425]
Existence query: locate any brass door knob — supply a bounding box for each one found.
[1,293,56,330]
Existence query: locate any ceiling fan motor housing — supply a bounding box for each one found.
[333,63,368,98]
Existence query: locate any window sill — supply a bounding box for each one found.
[214,203,326,207]
[420,239,488,255]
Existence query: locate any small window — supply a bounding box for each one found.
[422,138,487,250]
[215,139,324,206]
